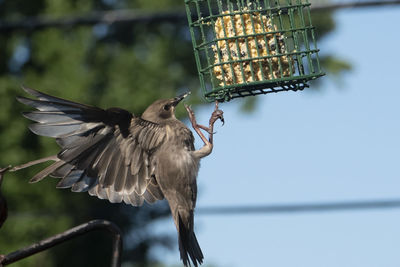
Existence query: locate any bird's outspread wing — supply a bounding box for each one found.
[17,86,166,206]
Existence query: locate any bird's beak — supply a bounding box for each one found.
[172,91,191,106]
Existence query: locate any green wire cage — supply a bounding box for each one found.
[185,0,324,102]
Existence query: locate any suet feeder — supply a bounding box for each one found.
[185,0,324,102]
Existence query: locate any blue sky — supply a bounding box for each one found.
[151,6,400,267]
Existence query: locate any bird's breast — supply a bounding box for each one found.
[156,122,200,188]
[165,123,195,151]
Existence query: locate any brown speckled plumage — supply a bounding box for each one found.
[18,87,208,266]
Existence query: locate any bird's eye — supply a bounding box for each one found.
[163,104,170,111]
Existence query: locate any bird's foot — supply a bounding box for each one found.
[205,101,224,146]
[184,102,224,135]
[184,104,210,144]
[184,102,224,148]
[209,101,224,127]
[184,104,210,132]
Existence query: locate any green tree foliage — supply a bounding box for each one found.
[0,1,198,266]
[311,10,352,87]
[0,0,347,266]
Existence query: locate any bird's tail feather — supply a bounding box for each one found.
[178,214,203,267]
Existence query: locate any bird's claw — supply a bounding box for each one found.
[210,109,224,126]
[210,104,225,125]
[211,101,224,126]
[185,101,224,146]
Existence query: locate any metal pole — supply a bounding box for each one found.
[0,219,123,267]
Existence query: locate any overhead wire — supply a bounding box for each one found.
[196,198,400,216]
[0,0,399,32]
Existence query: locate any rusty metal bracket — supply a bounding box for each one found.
[0,219,123,267]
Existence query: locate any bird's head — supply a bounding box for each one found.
[141,91,190,123]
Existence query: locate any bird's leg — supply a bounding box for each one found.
[184,101,224,158]
[185,101,224,143]
[185,105,209,145]
[207,101,224,146]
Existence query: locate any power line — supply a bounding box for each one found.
[196,198,400,216]
[0,10,187,32]
[0,0,399,32]
[311,0,400,11]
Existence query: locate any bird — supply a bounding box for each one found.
[16,86,224,267]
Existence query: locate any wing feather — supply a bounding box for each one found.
[114,161,128,192]
[128,192,144,206]
[29,160,65,183]
[22,111,83,124]
[100,145,120,187]
[19,87,166,205]
[17,97,83,112]
[71,173,97,192]
[136,159,149,195]
[106,188,123,203]
[56,169,83,188]
[143,191,157,203]
[29,123,81,138]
